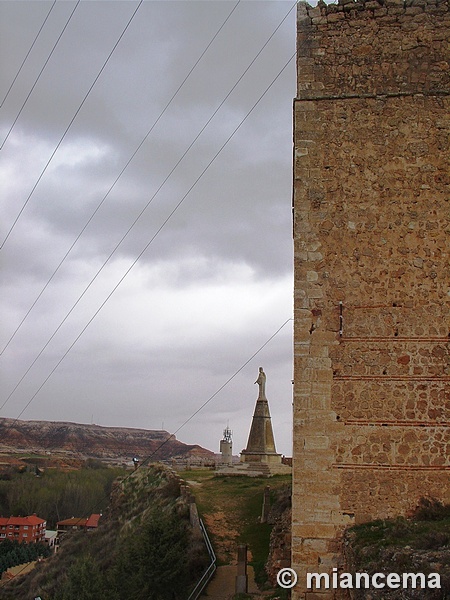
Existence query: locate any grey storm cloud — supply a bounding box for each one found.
[0,0,297,456]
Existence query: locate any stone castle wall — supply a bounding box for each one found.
[292,0,449,597]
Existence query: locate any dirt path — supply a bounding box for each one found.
[187,477,245,564]
[202,510,241,564]
[194,480,260,598]
[185,472,291,599]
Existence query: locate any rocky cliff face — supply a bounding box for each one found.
[0,417,213,461]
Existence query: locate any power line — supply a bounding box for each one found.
[150,317,293,451]
[3,316,292,451]
[0,0,144,249]
[1,0,296,357]
[1,48,296,418]
[0,1,80,152]
[0,0,241,355]
[116,317,293,477]
[0,0,243,466]
[1,34,295,408]
[0,4,296,582]
[0,0,57,109]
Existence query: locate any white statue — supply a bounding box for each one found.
[254,367,266,399]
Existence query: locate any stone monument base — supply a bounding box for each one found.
[216,457,291,477]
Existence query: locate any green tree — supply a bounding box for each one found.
[0,465,124,528]
[7,550,19,567]
[56,555,108,600]
[16,544,28,563]
[114,509,190,600]
[0,539,14,556]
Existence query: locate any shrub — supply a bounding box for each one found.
[411,498,450,522]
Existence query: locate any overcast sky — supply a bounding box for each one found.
[0,0,297,456]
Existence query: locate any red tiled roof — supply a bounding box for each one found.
[85,514,100,528]
[24,515,45,526]
[57,513,100,529]
[57,517,88,527]
[0,515,45,527]
[5,517,29,526]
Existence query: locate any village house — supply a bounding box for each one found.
[0,514,46,544]
[56,513,101,534]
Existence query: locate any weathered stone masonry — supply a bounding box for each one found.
[292,0,449,597]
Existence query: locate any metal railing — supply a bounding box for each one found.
[187,518,216,600]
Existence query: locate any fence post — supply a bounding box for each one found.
[261,485,271,523]
[235,544,248,594]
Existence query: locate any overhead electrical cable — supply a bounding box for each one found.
[1,49,296,420]
[3,317,292,458]
[0,0,57,109]
[0,0,144,249]
[0,6,295,401]
[0,0,81,152]
[0,0,242,355]
[106,318,293,480]
[143,317,294,459]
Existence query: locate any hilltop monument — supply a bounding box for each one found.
[240,368,291,476]
[215,368,291,477]
[241,368,280,464]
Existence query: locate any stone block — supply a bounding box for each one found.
[307,270,319,281]
[307,286,324,299]
[294,524,338,538]
[304,435,330,450]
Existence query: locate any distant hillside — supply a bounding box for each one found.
[0,418,213,461]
